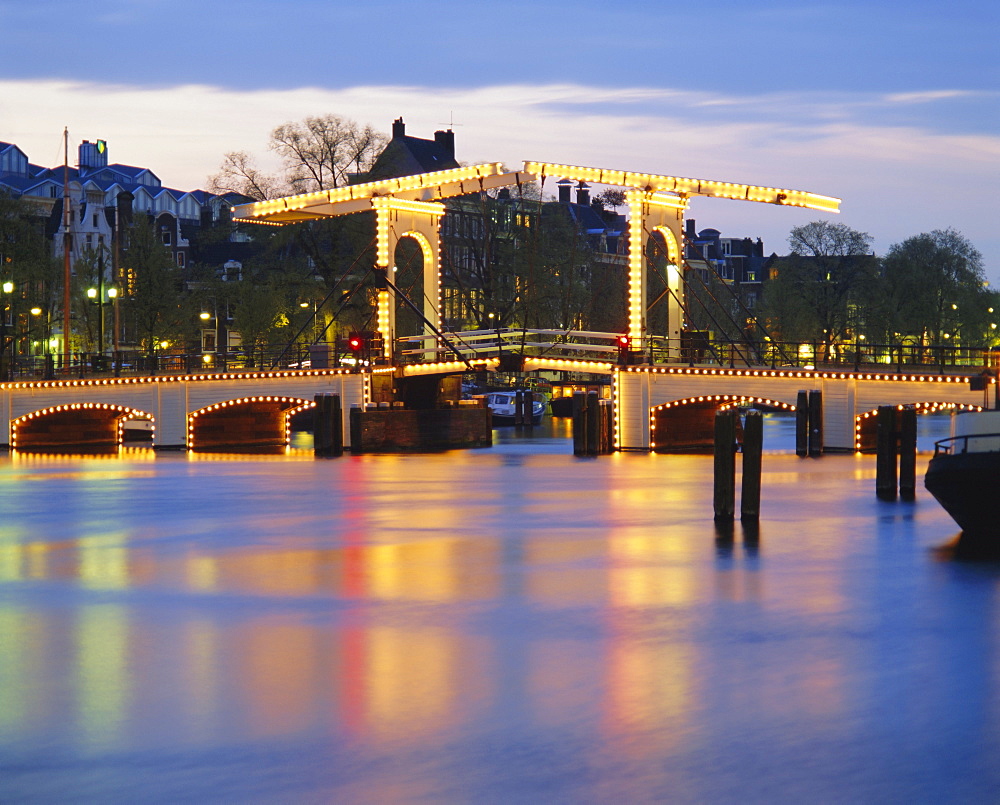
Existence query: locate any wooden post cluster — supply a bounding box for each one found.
[514,390,534,429]
[714,408,764,522]
[876,404,917,501]
[313,393,343,457]
[795,389,823,457]
[572,391,613,456]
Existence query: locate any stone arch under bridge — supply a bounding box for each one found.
[188,395,316,451]
[649,394,793,451]
[11,402,156,450]
[853,401,983,452]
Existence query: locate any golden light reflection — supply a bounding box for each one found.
[186,555,218,592]
[0,609,32,737]
[243,619,320,738]
[182,619,219,743]
[76,604,130,751]
[606,640,696,743]
[365,627,461,738]
[77,533,130,590]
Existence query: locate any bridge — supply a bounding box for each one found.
[0,354,989,452]
[0,156,990,452]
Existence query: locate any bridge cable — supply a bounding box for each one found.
[642,226,735,365]
[683,235,796,366]
[270,234,379,368]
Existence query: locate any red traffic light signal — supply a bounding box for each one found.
[347,333,365,352]
[617,334,632,365]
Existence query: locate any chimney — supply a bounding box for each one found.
[685,218,696,239]
[557,179,573,204]
[392,117,406,139]
[433,129,455,159]
[576,181,590,206]
[116,191,134,227]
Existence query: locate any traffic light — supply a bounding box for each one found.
[347,332,365,354]
[617,334,631,365]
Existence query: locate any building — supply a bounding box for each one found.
[0,138,249,358]
[0,138,245,275]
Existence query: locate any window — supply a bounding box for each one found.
[92,214,99,228]
[162,231,172,246]
[176,252,185,268]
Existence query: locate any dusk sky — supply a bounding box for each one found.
[2,0,998,278]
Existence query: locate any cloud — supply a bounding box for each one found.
[2,78,997,279]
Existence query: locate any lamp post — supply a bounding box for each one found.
[1,281,13,381]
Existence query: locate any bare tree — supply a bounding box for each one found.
[270,115,388,193]
[208,151,282,201]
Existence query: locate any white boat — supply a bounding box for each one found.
[485,391,545,426]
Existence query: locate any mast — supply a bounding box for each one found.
[62,127,72,370]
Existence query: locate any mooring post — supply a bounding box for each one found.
[329,394,343,457]
[572,391,588,456]
[514,390,524,427]
[898,404,917,501]
[600,399,613,453]
[875,405,898,501]
[313,394,329,455]
[741,409,763,521]
[586,390,601,456]
[524,390,534,432]
[313,394,343,457]
[714,408,737,521]
[795,390,808,457]
[808,389,823,456]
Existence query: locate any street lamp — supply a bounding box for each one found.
[1,281,13,381]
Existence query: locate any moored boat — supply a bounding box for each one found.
[924,410,1000,536]
[484,391,546,426]
[548,380,612,417]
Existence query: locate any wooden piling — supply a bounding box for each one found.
[313,394,343,457]
[875,405,898,501]
[808,389,823,456]
[572,392,588,456]
[795,390,808,457]
[714,408,736,521]
[898,404,917,501]
[600,399,613,453]
[586,390,601,456]
[741,409,763,521]
[313,394,329,455]
[329,394,343,457]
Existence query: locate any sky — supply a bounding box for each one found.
[2,0,998,279]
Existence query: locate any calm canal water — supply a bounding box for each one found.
[1,414,999,803]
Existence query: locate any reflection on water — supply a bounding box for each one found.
[2,415,1000,802]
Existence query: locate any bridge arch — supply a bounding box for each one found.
[854,401,983,452]
[649,394,793,451]
[187,395,316,451]
[11,403,155,450]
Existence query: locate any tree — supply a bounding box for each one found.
[759,221,877,352]
[0,192,61,361]
[120,214,191,356]
[271,115,387,193]
[209,115,388,200]
[208,151,283,201]
[877,228,989,346]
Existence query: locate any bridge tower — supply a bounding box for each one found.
[372,198,445,360]
[625,190,686,357]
